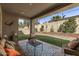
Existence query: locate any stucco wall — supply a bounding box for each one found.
[75,18,79,34]
[2,12,19,37]
[46,20,68,32]
[35,24,42,32]
[35,17,79,34]
[0,5,2,37]
[35,20,68,32]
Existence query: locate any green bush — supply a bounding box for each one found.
[35,28,38,32]
[50,26,54,32]
[58,17,77,33]
[40,25,44,31]
[17,34,29,40]
[51,15,62,21]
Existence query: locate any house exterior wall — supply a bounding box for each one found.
[46,20,68,32]
[35,17,79,34]
[35,24,42,32]
[75,18,79,34]
[0,5,2,37]
[35,20,68,32]
[2,12,19,37]
[19,26,30,35]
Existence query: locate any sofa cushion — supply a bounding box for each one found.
[76,46,79,51]
[74,38,79,50]
[68,40,78,49]
[64,48,79,56]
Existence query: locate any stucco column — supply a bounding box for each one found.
[29,19,36,38]
[0,5,2,38]
[30,20,32,38]
[32,19,36,35]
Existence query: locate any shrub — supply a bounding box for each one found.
[35,28,38,32]
[58,17,77,33]
[50,26,54,32]
[40,25,44,31]
[17,34,29,40]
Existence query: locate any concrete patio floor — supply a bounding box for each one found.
[18,40,64,56]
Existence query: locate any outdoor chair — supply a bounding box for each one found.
[14,43,26,56]
[64,48,79,56]
[64,38,79,56]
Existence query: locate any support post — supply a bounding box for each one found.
[30,20,32,38]
[29,19,36,38]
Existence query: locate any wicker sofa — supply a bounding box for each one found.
[64,47,79,56]
[64,39,79,56]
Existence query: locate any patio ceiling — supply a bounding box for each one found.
[1,3,77,19]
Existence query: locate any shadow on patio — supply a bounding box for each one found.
[18,40,64,56]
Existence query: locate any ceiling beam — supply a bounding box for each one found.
[30,3,72,19]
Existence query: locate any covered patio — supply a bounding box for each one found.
[0,3,79,56]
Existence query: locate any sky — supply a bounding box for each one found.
[19,6,79,24]
[38,6,79,24]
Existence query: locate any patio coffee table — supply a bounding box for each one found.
[26,41,43,56]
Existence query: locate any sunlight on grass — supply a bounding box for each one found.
[36,35,70,47]
[17,34,70,47]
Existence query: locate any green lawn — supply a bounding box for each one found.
[36,35,70,47]
[17,34,70,47]
[17,34,29,41]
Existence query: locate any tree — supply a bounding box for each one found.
[26,22,30,28]
[24,20,27,26]
[50,15,62,22]
[58,17,77,33]
[53,15,62,21]
[35,21,40,25]
[19,22,24,28]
